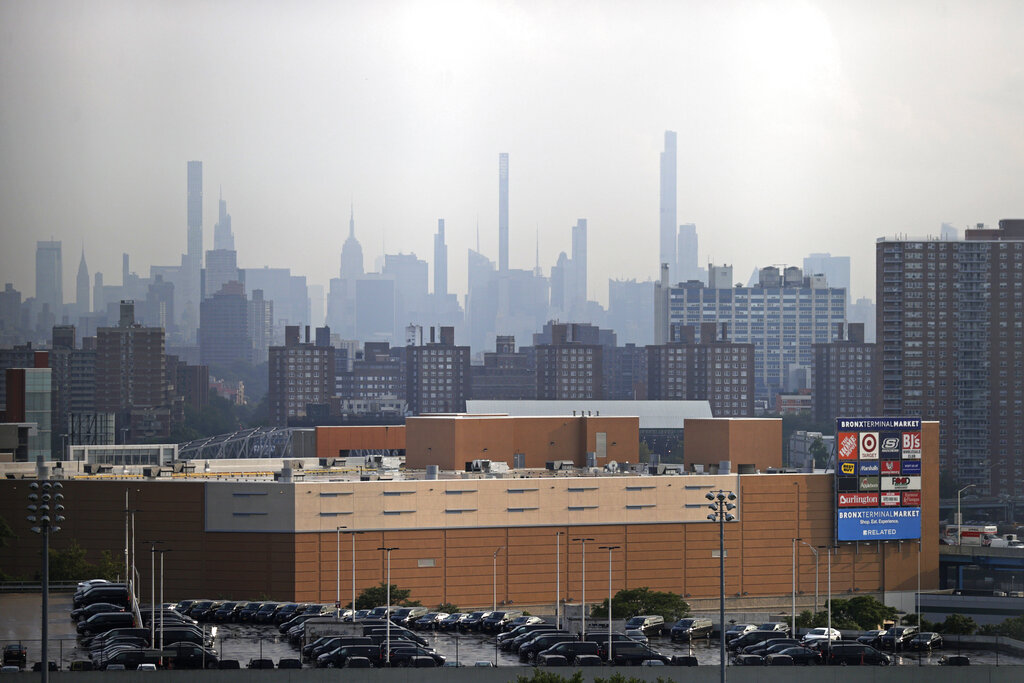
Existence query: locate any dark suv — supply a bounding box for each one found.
[3,644,27,668]
[519,633,574,662]
[728,630,780,651]
[537,641,601,663]
[607,641,671,666]
[878,626,917,649]
[670,617,713,641]
[481,610,521,633]
[827,643,891,665]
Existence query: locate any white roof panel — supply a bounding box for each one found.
[464,400,712,430]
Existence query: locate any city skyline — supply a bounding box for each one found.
[2,1,1023,306]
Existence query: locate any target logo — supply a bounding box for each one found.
[859,432,879,459]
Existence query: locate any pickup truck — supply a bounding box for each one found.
[3,644,27,669]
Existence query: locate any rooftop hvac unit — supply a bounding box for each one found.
[513,453,525,469]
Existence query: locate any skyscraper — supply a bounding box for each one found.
[187,161,203,267]
[340,205,364,280]
[498,152,509,273]
[35,240,63,320]
[571,218,588,312]
[213,190,234,251]
[659,131,677,280]
[876,220,1024,496]
[434,219,448,297]
[76,249,90,316]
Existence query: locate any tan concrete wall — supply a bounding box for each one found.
[684,418,783,470]
[314,425,406,459]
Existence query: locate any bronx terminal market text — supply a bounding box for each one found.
[837,507,921,540]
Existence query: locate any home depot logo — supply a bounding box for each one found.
[837,432,858,460]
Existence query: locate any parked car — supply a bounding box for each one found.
[253,602,282,624]
[272,603,302,625]
[2,644,26,669]
[343,657,373,668]
[909,632,943,651]
[625,629,648,644]
[826,643,891,665]
[235,602,264,622]
[801,627,842,646]
[277,658,302,669]
[184,600,217,620]
[506,615,544,630]
[775,646,823,665]
[856,629,886,647]
[316,645,380,668]
[728,630,782,652]
[623,615,665,636]
[437,613,469,631]
[743,638,800,656]
[536,654,569,667]
[583,632,635,658]
[247,658,274,669]
[345,609,370,623]
[77,612,137,637]
[211,601,243,622]
[459,611,492,631]
[163,642,218,669]
[412,612,449,630]
[537,641,601,663]
[72,586,130,609]
[670,617,713,641]
[757,622,790,636]
[878,625,918,649]
[519,634,575,662]
[513,629,569,653]
[385,646,445,667]
[607,641,672,666]
[724,623,757,640]
[481,610,522,633]
[71,602,125,622]
[499,623,554,647]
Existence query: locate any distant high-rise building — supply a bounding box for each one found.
[248,289,273,365]
[187,161,203,267]
[4,363,52,461]
[498,153,509,272]
[76,249,90,317]
[469,335,536,400]
[383,253,429,338]
[268,325,335,426]
[213,190,234,251]
[466,249,497,352]
[340,205,365,280]
[647,323,754,416]
[813,322,879,425]
[95,301,170,441]
[877,220,1024,496]
[406,326,470,414]
[608,279,654,346]
[677,223,704,283]
[204,249,240,300]
[804,253,851,301]
[536,323,603,400]
[571,219,588,312]
[35,240,63,322]
[199,281,251,367]
[847,296,876,343]
[659,131,677,281]
[661,265,845,402]
[434,219,448,297]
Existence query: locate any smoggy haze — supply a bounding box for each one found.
[1,0,1022,305]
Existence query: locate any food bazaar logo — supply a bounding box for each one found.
[882,476,921,491]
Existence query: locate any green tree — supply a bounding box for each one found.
[95,550,123,582]
[979,615,1024,640]
[437,602,459,614]
[514,669,584,683]
[901,613,935,631]
[354,582,421,610]
[590,587,690,622]
[809,437,830,469]
[938,613,976,635]
[47,541,96,582]
[637,441,651,464]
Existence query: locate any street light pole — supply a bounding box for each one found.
[378,546,398,666]
[797,539,818,614]
[555,531,564,630]
[144,540,163,645]
[352,531,364,624]
[599,545,620,664]
[706,489,737,683]
[335,525,346,620]
[572,537,594,638]
[791,538,797,636]
[492,547,504,611]
[818,545,832,657]
[956,484,977,546]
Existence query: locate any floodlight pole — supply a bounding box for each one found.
[335,525,346,620]
[600,545,620,663]
[797,539,818,614]
[378,546,398,665]
[706,488,737,683]
[492,546,504,611]
[572,537,594,638]
[555,531,564,630]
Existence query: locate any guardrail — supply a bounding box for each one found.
[0,582,78,593]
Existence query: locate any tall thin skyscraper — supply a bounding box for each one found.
[35,240,63,317]
[498,152,509,272]
[187,161,203,267]
[659,131,677,281]
[213,189,234,251]
[76,249,90,315]
[434,219,448,297]
[571,219,588,311]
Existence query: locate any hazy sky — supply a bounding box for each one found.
[2,0,1022,307]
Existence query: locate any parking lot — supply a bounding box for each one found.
[3,591,1024,670]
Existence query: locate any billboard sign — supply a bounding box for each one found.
[836,507,921,540]
[835,417,922,541]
